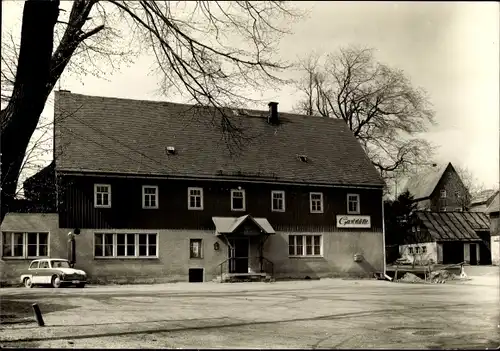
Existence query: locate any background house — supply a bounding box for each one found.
[469,189,499,213]
[403,162,469,212]
[1,91,386,284]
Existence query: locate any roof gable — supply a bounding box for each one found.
[404,163,456,200]
[54,92,384,187]
[486,192,500,214]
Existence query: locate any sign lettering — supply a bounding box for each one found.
[336,215,371,228]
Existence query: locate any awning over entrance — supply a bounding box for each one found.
[212,215,275,235]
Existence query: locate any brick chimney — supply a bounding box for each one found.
[268,102,279,125]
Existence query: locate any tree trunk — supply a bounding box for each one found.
[0,0,59,220]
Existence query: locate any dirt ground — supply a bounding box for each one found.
[1,270,499,349]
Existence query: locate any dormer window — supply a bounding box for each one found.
[440,189,447,198]
[94,184,111,208]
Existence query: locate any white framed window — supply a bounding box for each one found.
[94,233,158,258]
[347,193,360,214]
[310,192,323,213]
[2,232,49,258]
[408,247,413,254]
[231,189,246,211]
[142,185,159,209]
[94,184,111,208]
[271,190,285,212]
[188,187,204,210]
[190,239,203,258]
[440,189,447,198]
[288,235,322,257]
[422,246,427,254]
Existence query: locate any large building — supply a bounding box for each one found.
[1,91,386,284]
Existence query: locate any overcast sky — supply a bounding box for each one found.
[3,1,499,189]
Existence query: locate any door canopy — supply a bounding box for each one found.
[212,215,275,236]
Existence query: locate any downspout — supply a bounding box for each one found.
[381,194,393,281]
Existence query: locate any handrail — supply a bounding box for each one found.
[216,256,274,280]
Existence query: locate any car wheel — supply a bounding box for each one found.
[51,275,61,288]
[24,277,33,288]
[76,283,86,288]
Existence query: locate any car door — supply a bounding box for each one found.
[38,260,51,284]
[29,261,40,283]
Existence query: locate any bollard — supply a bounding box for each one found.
[32,303,45,326]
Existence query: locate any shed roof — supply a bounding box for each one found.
[53,91,384,188]
[416,211,490,242]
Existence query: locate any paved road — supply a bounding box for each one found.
[1,276,499,349]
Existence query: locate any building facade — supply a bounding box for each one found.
[1,91,386,284]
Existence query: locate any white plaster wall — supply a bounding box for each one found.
[437,243,443,263]
[399,242,437,264]
[491,235,500,266]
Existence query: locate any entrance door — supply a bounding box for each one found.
[469,243,478,265]
[228,238,249,273]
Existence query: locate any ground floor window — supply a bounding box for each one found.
[94,233,158,258]
[288,235,322,256]
[1,232,49,258]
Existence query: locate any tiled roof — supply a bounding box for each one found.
[486,193,499,214]
[403,163,449,200]
[0,213,58,231]
[54,92,384,188]
[416,211,490,242]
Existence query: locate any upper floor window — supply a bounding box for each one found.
[142,185,159,209]
[347,194,360,214]
[440,189,447,198]
[231,189,246,211]
[94,184,111,208]
[271,191,285,212]
[310,192,323,213]
[2,232,49,258]
[188,187,204,210]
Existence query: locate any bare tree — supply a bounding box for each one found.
[0,0,300,216]
[455,165,496,210]
[294,46,436,181]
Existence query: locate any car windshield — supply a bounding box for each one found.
[51,260,71,268]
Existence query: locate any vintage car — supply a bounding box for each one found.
[20,258,87,288]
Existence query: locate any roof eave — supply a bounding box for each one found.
[55,168,385,189]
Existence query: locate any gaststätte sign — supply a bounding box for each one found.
[336,215,371,228]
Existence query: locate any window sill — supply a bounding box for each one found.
[1,257,33,260]
[271,209,286,213]
[95,205,111,209]
[188,207,204,211]
[231,209,246,212]
[189,257,204,260]
[142,207,159,210]
[310,211,324,214]
[347,212,361,215]
[288,255,324,259]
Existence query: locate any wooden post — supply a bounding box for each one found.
[32,303,45,326]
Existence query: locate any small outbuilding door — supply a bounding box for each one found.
[469,244,478,265]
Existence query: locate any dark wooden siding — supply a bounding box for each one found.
[59,175,383,231]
